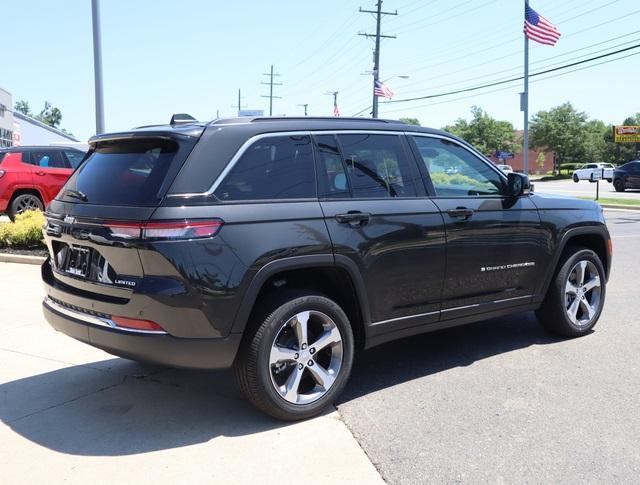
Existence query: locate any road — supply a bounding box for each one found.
[337,209,640,484]
[534,178,640,200]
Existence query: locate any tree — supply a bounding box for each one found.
[14,100,31,116]
[399,117,420,126]
[443,106,518,157]
[36,101,62,128]
[529,102,587,167]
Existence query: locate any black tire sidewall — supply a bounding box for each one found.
[551,248,606,335]
[10,194,43,219]
[253,294,354,420]
[614,179,624,192]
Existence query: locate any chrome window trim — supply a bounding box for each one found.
[166,130,409,199]
[407,132,509,192]
[44,297,168,335]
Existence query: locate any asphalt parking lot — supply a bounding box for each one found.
[337,209,640,484]
[1,210,639,484]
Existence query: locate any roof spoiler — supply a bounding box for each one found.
[170,113,197,125]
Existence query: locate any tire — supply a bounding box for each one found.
[614,179,625,192]
[233,291,354,420]
[8,193,44,221]
[536,247,606,338]
[573,174,579,183]
[607,178,612,183]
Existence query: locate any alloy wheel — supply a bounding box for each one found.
[269,310,343,405]
[564,260,602,327]
[16,195,41,213]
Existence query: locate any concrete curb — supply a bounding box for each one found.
[0,252,46,265]
[599,203,640,211]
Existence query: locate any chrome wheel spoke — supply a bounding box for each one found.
[307,362,335,391]
[580,298,596,320]
[567,297,580,324]
[282,366,304,402]
[583,276,600,293]
[310,326,341,353]
[565,281,579,296]
[269,345,298,365]
[292,311,310,348]
[575,261,587,285]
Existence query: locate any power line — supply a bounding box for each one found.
[384,42,640,104]
[379,49,640,115]
[351,42,640,115]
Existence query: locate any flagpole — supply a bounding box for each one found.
[523,0,530,175]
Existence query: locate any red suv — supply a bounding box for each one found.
[0,146,85,220]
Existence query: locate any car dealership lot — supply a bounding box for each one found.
[534,178,640,200]
[1,209,639,484]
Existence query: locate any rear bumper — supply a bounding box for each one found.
[43,298,241,369]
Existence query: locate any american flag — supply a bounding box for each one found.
[524,4,561,46]
[374,80,394,99]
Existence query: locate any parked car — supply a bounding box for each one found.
[0,146,85,220]
[612,160,640,192]
[496,164,514,173]
[572,163,614,183]
[41,116,611,420]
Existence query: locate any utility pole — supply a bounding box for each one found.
[261,65,282,116]
[359,1,396,118]
[297,103,309,116]
[233,88,247,116]
[325,91,339,117]
[91,0,105,134]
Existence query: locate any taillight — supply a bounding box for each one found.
[104,219,223,240]
[112,315,165,332]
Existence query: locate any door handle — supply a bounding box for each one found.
[35,171,46,176]
[447,207,474,219]
[335,211,371,226]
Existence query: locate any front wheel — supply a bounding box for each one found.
[536,247,606,337]
[614,179,625,192]
[234,292,354,420]
[573,174,579,183]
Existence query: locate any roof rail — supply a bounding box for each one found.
[170,113,198,125]
[249,116,404,123]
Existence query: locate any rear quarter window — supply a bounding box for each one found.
[215,135,316,201]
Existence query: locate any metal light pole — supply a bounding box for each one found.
[91,0,105,134]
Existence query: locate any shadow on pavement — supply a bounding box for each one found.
[339,311,565,402]
[0,311,564,456]
[0,360,287,456]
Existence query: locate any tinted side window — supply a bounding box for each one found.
[314,134,350,198]
[337,134,417,198]
[412,136,504,197]
[64,150,85,168]
[215,135,315,201]
[31,151,67,168]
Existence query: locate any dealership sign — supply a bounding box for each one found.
[613,125,640,143]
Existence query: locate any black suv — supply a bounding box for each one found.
[41,117,611,420]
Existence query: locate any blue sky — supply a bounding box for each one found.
[3,0,639,140]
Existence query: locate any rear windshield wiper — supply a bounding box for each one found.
[64,189,89,202]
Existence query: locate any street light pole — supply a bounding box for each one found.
[91,0,105,134]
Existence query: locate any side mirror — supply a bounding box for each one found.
[506,172,531,197]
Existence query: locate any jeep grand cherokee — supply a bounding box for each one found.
[41,116,611,420]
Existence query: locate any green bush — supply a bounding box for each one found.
[430,171,491,190]
[0,210,46,248]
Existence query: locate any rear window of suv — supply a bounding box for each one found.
[66,139,181,206]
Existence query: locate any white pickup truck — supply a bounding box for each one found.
[572,163,614,183]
